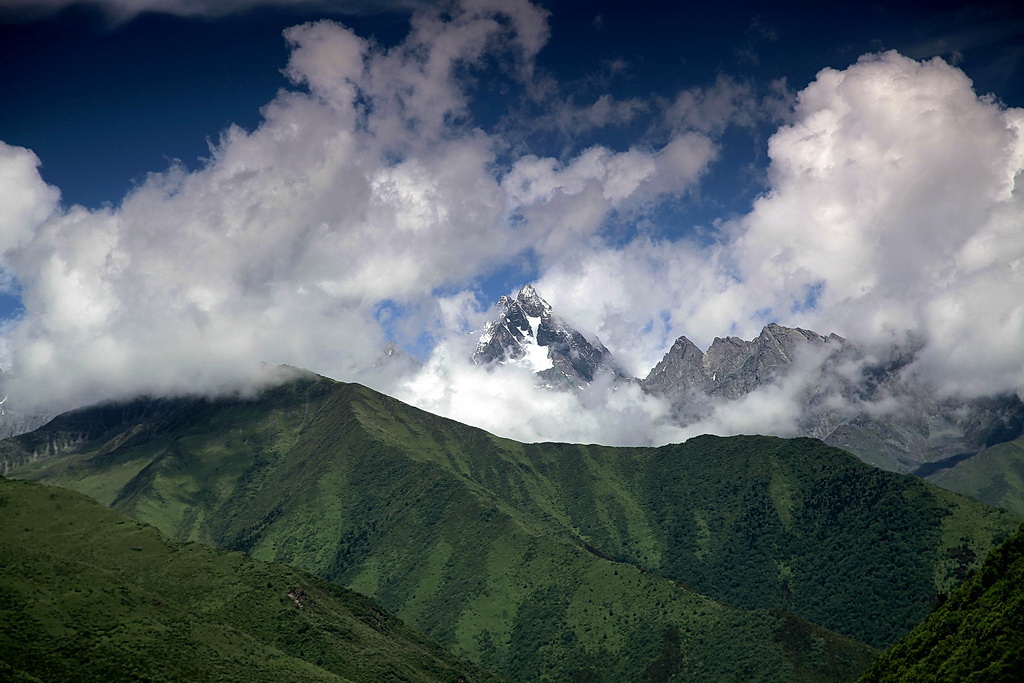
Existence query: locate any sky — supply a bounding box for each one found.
[1,0,1023,444]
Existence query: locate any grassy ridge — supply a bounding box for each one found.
[929,436,1024,516]
[859,522,1024,681]
[7,374,1016,679]
[0,476,498,683]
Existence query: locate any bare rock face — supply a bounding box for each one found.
[642,324,843,400]
[473,286,548,367]
[473,285,623,388]
[640,325,1024,473]
[705,324,842,399]
[643,336,711,396]
[473,287,1024,473]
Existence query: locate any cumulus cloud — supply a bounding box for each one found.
[532,51,1023,407]
[0,0,718,419]
[0,143,59,261]
[733,51,1024,396]
[1,1,545,409]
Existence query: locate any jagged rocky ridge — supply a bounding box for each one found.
[475,287,1024,474]
[639,325,1024,474]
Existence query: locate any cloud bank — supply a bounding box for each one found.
[1,1,1022,446]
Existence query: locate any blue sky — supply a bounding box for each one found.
[1,0,1023,438]
[5,2,1021,216]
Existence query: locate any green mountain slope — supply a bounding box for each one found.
[5,373,1015,679]
[859,522,1024,681]
[928,435,1024,516]
[0,476,497,683]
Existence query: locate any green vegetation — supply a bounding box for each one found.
[5,374,1017,680]
[929,436,1024,516]
[860,522,1024,681]
[0,476,497,682]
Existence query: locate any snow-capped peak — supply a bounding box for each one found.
[472,285,622,387]
[516,284,551,318]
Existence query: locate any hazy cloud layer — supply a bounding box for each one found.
[1,3,1022,446]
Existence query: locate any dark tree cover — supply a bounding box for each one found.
[860,523,1024,682]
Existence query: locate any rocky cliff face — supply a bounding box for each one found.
[472,287,1024,473]
[0,396,206,475]
[643,324,844,400]
[641,325,1024,473]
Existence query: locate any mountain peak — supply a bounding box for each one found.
[473,285,621,387]
[515,284,551,318]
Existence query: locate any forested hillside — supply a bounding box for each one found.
[0,477,497,682]
[860,522,1024,681]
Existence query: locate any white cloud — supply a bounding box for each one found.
[532,51,1024,402]
[444,49,1024,444]
[0,0,717,419]
[530,94,648,139]
[0,2,547,410]
[0,143,58,259]
[395,330,687,446]
[503,134,716,260]
[732,51,1024,396]
[531,238,741,377]
[665,74,793,136]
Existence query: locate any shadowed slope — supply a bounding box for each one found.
[928,435,1024,516]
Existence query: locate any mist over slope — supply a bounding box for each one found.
[928,435,1024,516]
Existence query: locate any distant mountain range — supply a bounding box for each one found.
[3,284,1022,504]
[474,286,1024,477]
[4,372,1020,680]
